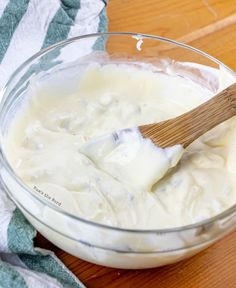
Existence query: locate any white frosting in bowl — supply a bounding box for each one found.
[5,62,236,230]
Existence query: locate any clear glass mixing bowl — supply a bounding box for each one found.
[0,32,236,269]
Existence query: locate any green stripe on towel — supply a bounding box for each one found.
[42,0,80,49]
[97,3,108,34]
[0,260,27,288]
[7,209,36,255]
[20,254,84,288]
[0,0,30,63]
[93,2,108,51]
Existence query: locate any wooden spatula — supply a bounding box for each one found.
[139,82,236,148]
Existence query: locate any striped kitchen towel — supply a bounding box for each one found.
[0,1,107,287]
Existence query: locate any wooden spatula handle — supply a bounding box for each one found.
[140,82,236,148]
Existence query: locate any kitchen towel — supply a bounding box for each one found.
[0,0,107,287]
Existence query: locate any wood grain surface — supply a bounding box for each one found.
[36,1,236,287]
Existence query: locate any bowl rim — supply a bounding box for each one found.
[1,31,236,235]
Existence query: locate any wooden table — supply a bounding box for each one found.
[37,1,236,287]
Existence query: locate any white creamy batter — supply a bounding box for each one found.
[80,128,184,191]
[6,62,236,229]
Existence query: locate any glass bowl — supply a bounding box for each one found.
[0,32,236,269]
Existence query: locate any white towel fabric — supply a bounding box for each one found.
[0,1,107,287]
